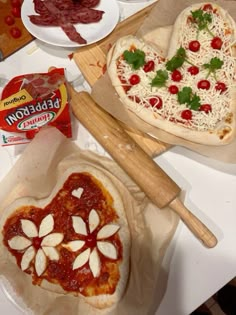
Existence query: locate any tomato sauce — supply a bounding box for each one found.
[3,172,123,296]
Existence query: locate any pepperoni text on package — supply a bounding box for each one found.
[0,68,72,146]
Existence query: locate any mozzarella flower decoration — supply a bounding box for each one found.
[63,209,120,278]
[8,214,64,276]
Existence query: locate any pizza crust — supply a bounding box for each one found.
[107,4,236,146]
[0,165,131,310]
[167,2,236,58]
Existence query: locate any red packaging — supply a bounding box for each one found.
[0,68,72,145]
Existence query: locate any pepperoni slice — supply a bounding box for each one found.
[30,77,45,86]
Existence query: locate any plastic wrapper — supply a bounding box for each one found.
[0,68,72,146]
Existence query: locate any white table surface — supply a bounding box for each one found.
[1,1,236,314]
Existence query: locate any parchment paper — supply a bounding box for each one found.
[92,0,236,164]
[0,127,179,315]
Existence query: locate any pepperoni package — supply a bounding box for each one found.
[0,68,72,146]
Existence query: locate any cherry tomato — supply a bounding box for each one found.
[11,0,22,6]
[4,15,15,26]
[168,85,179,94]
[132,96,141,103]
[189,40,200,52]
[129,74,140,85]
[202,4,213,11]
[149,97,163,109]
[199,104,212,113]
[187,66,199,76]
[188,66,199,75]
[197,79,210,90]
[211,37,223,50]
[143,60,155,72]
[187,16,193,24]
[181,109,192,120]
[11,6,21,18]
[10,26,22,38]
[215,82,227,93]
[171,70,182,82]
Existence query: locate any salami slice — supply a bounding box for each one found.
[29,0,104,44]
[29,14,58,26]
[29,8,104,26]
[79,0,100,8]
[61,22,87,45]
[33,0,50,15]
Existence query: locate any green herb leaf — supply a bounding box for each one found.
[177,87,192,104]
[151,70,168,87]
[165,47,189,71]
[191,9,212,30]
[191,9,214,37]
[203,57,223,71]
[189,94,201,110]
[177,87,201,110]
[123,49,145,70]
[203,57,223,79]
[176,47,187,59]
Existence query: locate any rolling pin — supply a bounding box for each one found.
[69,87,217,248]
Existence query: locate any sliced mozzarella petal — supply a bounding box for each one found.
[41,233,64,247]
[35,248,47,276]
[73,248,90,270]
[21,219,38,238]
[89,248,101,278]
[97,224,120,240]
[62,240,85,252]
[89,209,100,233]
[97,241,118,260]
[38,214,54,237]
[8,236,32,250]
[72,216,87,236]
[21,246,36,271]
[72,187,84,199]
[42,246,59,261]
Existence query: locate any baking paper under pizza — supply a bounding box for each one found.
[107,2,236,146]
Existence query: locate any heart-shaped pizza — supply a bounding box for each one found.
[107,2,236,145]
[1,165,130,309]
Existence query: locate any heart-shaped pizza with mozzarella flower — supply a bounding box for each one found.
[1,165,130,310]
[107,2,236,145]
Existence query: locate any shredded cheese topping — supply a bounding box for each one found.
[116,5,236,131]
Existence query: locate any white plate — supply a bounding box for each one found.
[21,0,120,47]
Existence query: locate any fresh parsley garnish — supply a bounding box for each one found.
[123,49,145,70]
[177,87,201,110]
[165,47,194,71]
[203,57,223,80]
[151,70,168,87]
[191,9,214,37]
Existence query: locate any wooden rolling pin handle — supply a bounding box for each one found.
[70,89,218,248]
[170,198,218,248]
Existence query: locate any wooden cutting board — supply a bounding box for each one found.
[73,2,172,157]
[0,0,34,60]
